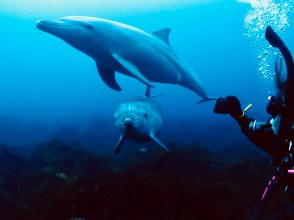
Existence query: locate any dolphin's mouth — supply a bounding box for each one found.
[36,19,72,29]
[122,117,143,123]
[116,117,144,127]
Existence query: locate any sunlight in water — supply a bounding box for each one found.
[0,0,218,17]
[238,0,294,93]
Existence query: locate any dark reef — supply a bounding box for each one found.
[0,137,287,220]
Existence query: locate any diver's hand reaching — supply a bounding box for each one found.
[213,96,244,118]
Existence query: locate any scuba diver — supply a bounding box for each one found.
[213,26,294,219]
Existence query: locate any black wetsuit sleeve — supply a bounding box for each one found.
[235,115,275,155]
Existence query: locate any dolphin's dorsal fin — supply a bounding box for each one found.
[96,63,121,91]
[150,133,170,152]
[112,53,155,88]
[114,135,126,154]
[152,28,171,45]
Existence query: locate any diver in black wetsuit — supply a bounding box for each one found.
[213,26,294,219]
[214,26,294,161]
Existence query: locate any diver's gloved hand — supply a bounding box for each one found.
[213,96,243,118]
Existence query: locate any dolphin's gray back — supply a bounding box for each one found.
[100,22,208,99]
[77,18,207,98]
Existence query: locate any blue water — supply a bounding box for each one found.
[1,1,294,219]
[0,0,293,149]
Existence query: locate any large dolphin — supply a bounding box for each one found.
[36,16,213,102]
[113,87,169,154]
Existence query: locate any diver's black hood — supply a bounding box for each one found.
[265,26,294,158]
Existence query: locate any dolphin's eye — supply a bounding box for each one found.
[85,23,93,30]
[144,113,148,118]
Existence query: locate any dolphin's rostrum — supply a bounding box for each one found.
[36,16,213,102]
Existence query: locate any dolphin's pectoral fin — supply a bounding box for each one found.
[150,134,170,152]
[152,28,171,45]
[96,63,121,91]
[112,54,155,88]
[115,135,126,154]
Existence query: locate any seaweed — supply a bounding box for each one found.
[0,139,281,219]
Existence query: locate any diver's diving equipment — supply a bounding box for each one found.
[265,26,294,158]
[266,95,283,116]
[213,96,243,118]
[214,96,252,119]
[253,26,294,220]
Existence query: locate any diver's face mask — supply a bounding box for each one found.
[266,96,283,116]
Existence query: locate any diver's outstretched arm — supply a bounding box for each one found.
[213,96,275,155]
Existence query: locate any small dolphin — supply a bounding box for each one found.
[36,16,213,102]
[113,87,169,154]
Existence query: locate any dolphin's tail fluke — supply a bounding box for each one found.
[197,96,218,103]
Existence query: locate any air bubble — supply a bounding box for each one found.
[238,0,293,89]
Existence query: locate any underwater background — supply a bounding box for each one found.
[0,0,294,219]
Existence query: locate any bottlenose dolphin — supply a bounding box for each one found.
[36,16,213,102]
[113,87,169,154]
